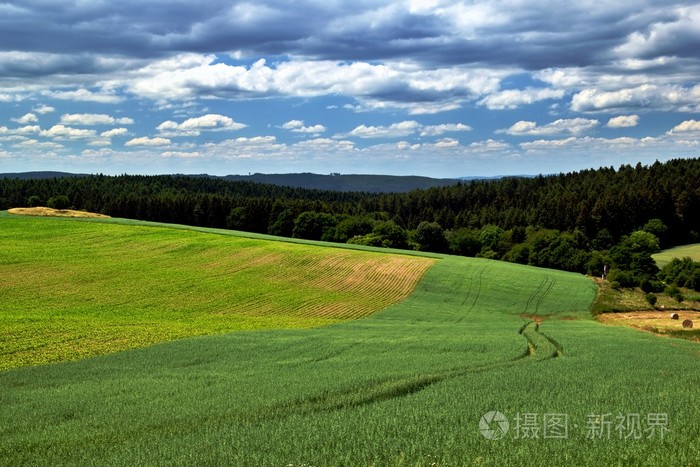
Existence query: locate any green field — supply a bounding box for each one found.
[653,243,700,267]
[1,214,699,465]
[0,213,434,370]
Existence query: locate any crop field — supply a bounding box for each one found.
[0,213,434,370]
[653,243,700,267]
[1,214,699,465]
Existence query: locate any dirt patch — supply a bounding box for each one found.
[8,207,110,218]
[597,310,700,342]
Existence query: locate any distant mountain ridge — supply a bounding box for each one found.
[221,173,464,192]
[1,171,477,193]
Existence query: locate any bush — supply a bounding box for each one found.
[412,221,448,253]
[640,278,664,293]
[47,195,70,210]
[606,269,636,288]
[645,293,657,306]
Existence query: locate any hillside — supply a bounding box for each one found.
[1,214,699,464]
[0,212,434,370]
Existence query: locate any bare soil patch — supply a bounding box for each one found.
[8,207,110,218]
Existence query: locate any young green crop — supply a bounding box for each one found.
[0,213,433,370]
[1,214,698,465]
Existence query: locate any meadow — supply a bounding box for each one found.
[653,243,700,267]
[1,213,699,465]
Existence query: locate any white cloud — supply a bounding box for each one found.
[667,119,700,134]
[468,139,512,152]
[501,118,600,136]
[14,139,64,150]
[60,113,134,126]
[607,115,640,128]
[33,104,55,114]
[281,120,326,133]
[126,54,507,114]
[100,128,129,138]
[157,114,247,136]
[479,88,565,110]
[161,151,202,158]
[40,124,97,140]
[434,138,460,148]
[12,113,38,124]
[572,84,700,113]
[45,89,122,103]
[0,125,41,136]
[419,123,472,137]
[282,120,303,130]
[520,135,665,153]
[347,120,420,139]
[125,136,171,146]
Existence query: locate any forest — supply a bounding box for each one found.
[2,158,699,291]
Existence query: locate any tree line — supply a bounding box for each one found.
[2,158,699,291]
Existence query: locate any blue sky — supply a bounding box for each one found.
[1,0,699,178]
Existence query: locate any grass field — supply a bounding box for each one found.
[653,243,700,267]
[1,214,699,465]
[0,212,434,370]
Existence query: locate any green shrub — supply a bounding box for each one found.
[645,293,657,306]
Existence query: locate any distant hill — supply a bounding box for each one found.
[221,173,462,193]
[1,171,468,193]
[0,171,89,180]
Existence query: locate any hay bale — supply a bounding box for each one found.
[670,313,679,320]
[682,319,693,329]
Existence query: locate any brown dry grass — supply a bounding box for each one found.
[8,207,110,218]
[597,310,699,342]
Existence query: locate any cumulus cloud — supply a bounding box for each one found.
[125,136,171,146]
[44,89,122,103]
[0,125,41,136]
[434,138,460,148]
[12,113,39,124]
[33,104,56,114]
[607,115,640,128]
[520,136,664,153]
[347,121,421,139]
[281,120,326,133]
[157,114,247,136]
[100,128,130,138]
[126,54,506,113]
[60,113,134,125]
[343,120,472,139]
[501,118,600,136]
[161,151,202,158]
[479,88,565,110]
[667,119,700,134]
[571,84,700,112]
[40,125,97,140]
[419,123,472,136]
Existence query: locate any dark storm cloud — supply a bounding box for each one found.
[1,0,696,71]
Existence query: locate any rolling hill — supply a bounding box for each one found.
[1,212,698,465]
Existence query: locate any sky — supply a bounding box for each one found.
[0,0,699,178]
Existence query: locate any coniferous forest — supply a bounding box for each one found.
[2,158,699,290]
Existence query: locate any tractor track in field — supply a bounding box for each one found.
[458,263,490,322]
[524,274,556,320]
[253,321,561,421]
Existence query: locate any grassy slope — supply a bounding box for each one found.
[0,213,434,370]
[1,215,699,465]
[653,243,700,267]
